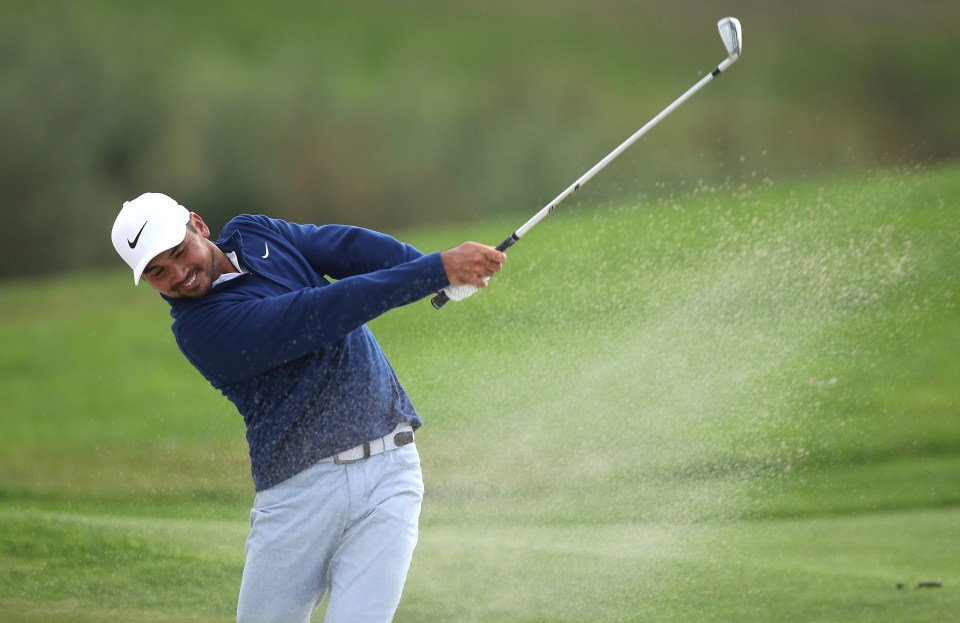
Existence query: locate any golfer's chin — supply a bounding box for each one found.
[169,275,212,299]
[170,285,211,299]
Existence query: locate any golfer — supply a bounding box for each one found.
[111,192,505,623]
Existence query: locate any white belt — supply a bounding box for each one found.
[320,424,415,465]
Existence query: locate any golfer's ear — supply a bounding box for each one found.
[189,212,211,238]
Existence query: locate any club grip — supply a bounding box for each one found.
[431,290,450,309]
[496,233,519,252]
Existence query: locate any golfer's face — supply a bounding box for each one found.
[141,230,217,298]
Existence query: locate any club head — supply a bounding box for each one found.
[717,17,742,61]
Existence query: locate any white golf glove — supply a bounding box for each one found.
[442,277,489,302]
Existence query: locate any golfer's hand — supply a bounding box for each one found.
[441,242,506,288]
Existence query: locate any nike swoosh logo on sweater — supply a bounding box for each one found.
[261,243,269,259]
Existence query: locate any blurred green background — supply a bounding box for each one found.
[1,0,957,279]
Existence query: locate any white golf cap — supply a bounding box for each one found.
[111,192,190,284]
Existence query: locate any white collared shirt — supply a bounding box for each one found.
[212,251,247,288]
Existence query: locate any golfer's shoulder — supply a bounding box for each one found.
[222,213,274,235]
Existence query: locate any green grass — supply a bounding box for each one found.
[404,508,958,623]
[1,165,958,621]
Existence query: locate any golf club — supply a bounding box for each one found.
[432,16,742,309]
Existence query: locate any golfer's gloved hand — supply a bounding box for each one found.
[438,242,505,302]
[442,280,487,302]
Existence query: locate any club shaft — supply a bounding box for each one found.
[432,54,738,309]
[511,64,729,244]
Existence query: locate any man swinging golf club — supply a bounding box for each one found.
[111,192,504,622]
[110,15,741,620]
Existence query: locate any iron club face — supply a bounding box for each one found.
[718,17,742,61]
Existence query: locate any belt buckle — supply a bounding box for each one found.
[334,442,371,465]
[394,430,414,447]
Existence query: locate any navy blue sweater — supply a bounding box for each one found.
[163,215,448,490]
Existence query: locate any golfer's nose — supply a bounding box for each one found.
[172,262,190,283]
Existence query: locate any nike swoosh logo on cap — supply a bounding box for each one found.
[128,221,148,248]
[261,243,269,259]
